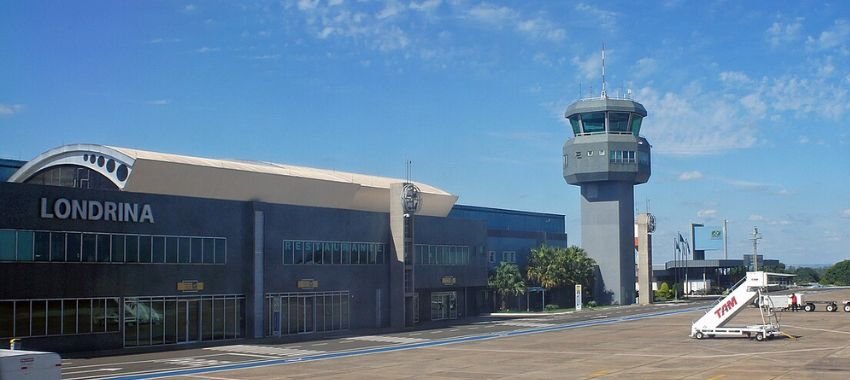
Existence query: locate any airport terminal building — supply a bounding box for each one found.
[0,144,565,353]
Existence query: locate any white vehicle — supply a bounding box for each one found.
[0,349,61,380]
[691,272,782,342]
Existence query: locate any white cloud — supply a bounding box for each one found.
[575,3,617,30]
[328,0,344,6]
[719,71,752,85]
[798,136,810,144]
[194,47,221,53]
[410,0,440,12]
[183,4,197,13]
[636,85,758,155]
[678,171,703,181]
[633,57,657,79]
[697,209,718,218]
[717,177,788,195]
[842,209,850,218]
[740,93,767,118]
[806,19,850,51]
[297,0,319,11]
[376,1,404,20]
[373,26,409,51]
[516,18,565,42]
[0,104,24,116]
[572,52,602,82]
[466,3,517,25]
[146,99,170,106]
[766,18,803,47]
[749,215,766,221]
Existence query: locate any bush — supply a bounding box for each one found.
[545,304,560,311]
[586,300,597,308]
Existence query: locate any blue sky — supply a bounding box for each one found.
[2,1,849,266]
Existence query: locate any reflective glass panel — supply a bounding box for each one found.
[569,116,581,135]
[609,112,630,132]
[581,112,605,133]
[16,231,33,261]
[0,230,15,261]
[631,115,643,136]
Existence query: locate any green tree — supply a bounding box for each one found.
[655,282,671,300]
[526,245,596,296]
[762,261,787,273]
[822,260,850,286]
[793,267,821,284]
[489,262,526,311]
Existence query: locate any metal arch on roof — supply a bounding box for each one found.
[10,144,459,216]
[7,144,136,190]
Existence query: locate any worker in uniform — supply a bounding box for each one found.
[790,293,798,312]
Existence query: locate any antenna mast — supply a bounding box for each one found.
[601,43,607,98]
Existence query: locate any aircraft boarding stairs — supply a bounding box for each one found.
[690,271,781,341]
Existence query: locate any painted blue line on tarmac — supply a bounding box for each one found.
[102,305,704,380]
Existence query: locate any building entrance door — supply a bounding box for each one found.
[177,299,201,343]
[430,291,457,321]
[297,295,315,334]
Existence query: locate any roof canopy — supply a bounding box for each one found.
[9,144,458,217]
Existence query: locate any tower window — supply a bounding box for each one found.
[580,112,605,134]
[609,112,630,133]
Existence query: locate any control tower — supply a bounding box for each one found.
[563,92,651,305]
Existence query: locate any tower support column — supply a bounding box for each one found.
[581,181,635,305]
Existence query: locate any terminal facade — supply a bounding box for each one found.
[0,144,566,353]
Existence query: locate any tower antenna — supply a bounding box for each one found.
[601,43,607,98]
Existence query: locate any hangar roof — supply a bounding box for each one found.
[8,144,458,217]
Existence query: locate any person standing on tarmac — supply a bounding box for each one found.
[790,293,798,312]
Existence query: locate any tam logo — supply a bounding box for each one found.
[713,296,738,318]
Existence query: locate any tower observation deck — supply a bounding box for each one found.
[563,95,651,305]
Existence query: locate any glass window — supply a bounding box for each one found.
[359,243,369,264]
[66,232,82,262]
[51,232,66,262]
[47,300,61,335]
[125,235,139,263]
[139,235,152,263]
[283,240,293,265]
[15,301,30,337]
[581,112,605,133]
[179,237,191,263]
[214,238,226,264]
[324,242,332,264]
[152,236,165,263]
[166,237,179,263]
[350,244,359,264]
[97,234,110,262]
[191,238,203,263]
[341,242,350,264]
[631,115,643,136]
[313,242,324,264]
[304,242,314,264]
[111,234,125,262]
[294,241,304,264]
[609,112,630,132]
[34,232,50,261]
[202,238,215,264]
[31,301,46,336]
[92,299,106,332]
[82,233,97,262]
[376,244,384,264]
[16,231,33,261]
[332,242,341,265]
[0,230,15,261]
[0,301,13,338]
[62,300,77,335]
[569,116,581,135]
[77,299,92,334]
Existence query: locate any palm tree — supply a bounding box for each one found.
[489,262,526,311]
[527,245,595,306]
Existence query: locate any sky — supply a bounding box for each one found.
[2,1,850,267]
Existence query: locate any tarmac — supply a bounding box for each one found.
[160,288,850,380]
